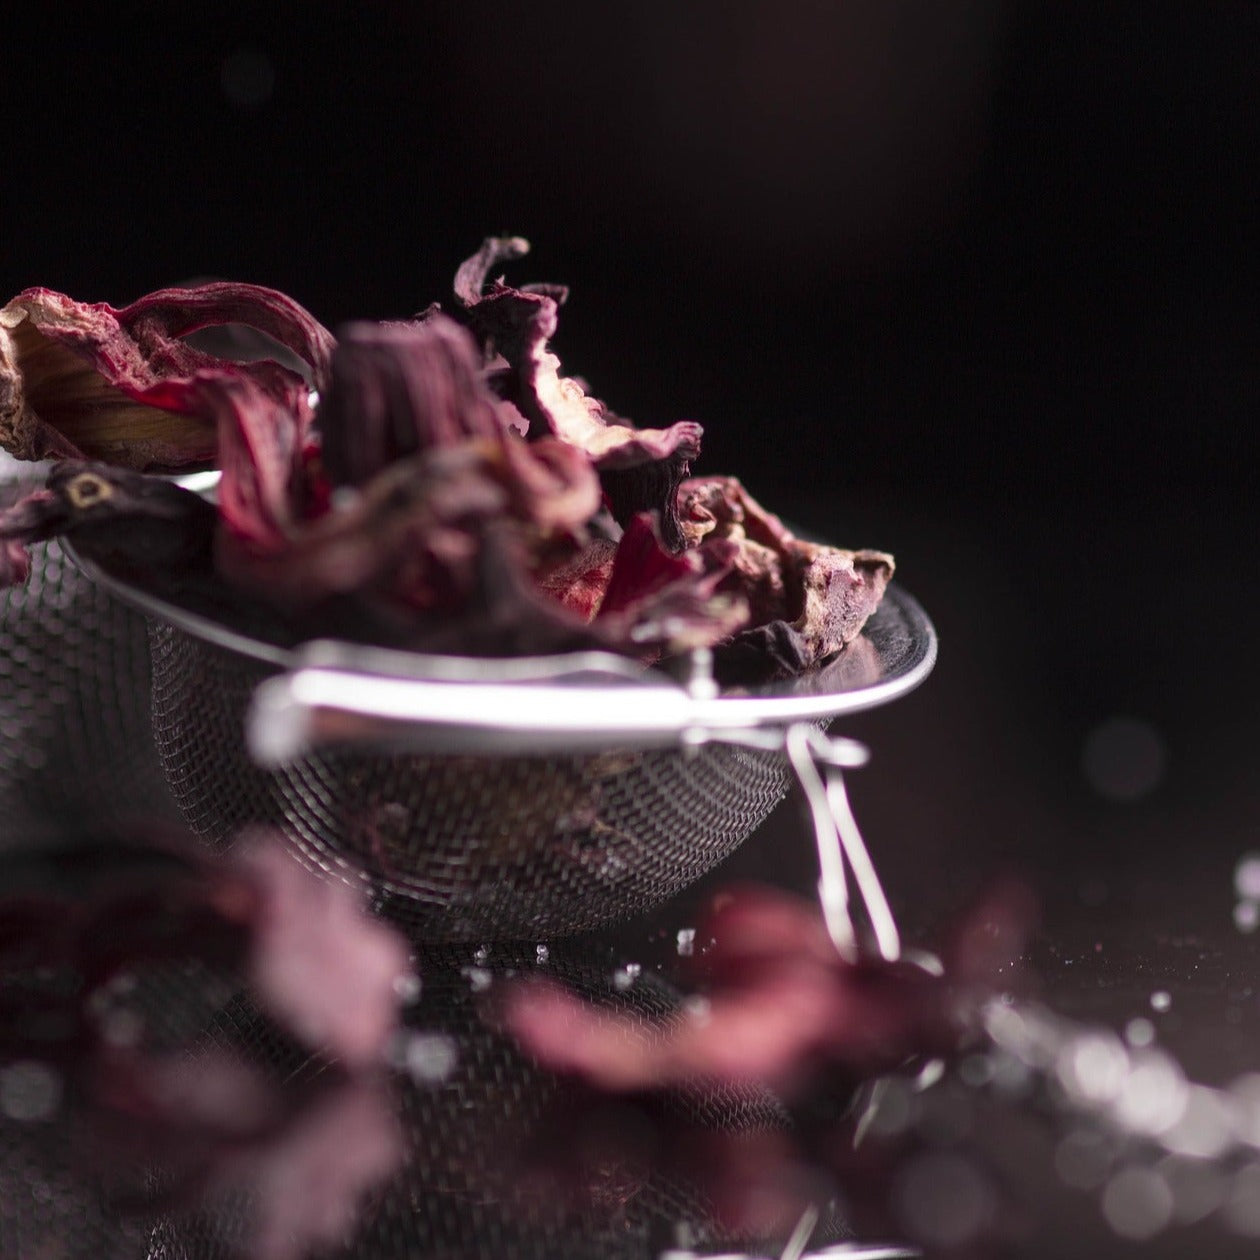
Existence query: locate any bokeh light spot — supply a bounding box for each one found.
[1082,717,1166,801]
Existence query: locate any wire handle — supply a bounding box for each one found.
[782,723,900,964]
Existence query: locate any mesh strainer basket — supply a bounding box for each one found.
[0,455,179,843]
[70,538,935,944]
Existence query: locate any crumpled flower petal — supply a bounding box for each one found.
[236,839,411,1069]
[0,282,332,469]
[0,461,218,591]
[456,236,702,549]
[503,883,1035,1097]
[316,316,515,489]
[680,476,895,681]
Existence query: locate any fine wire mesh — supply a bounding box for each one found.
[146,946,840,1260]
[0,456,180,842]
[149,620,801,941]
[0,876,851,1260]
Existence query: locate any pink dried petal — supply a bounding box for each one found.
[495,432,602,533]
[88,1048,282,1143]
[216,431,599,620]
[245,1077,401,1260]
[236,840,408,1068]
[119,282,333,391]
[0,536,30,584]
[504,885,1032,1097]
[533,536,617,621]
[0,282,329,469]
[593,513,747,654]
[597,512,710,617]
[456,237,702,547]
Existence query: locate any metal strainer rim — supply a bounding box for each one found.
[67,543,936,736]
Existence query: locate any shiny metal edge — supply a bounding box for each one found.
[66,547,936,728]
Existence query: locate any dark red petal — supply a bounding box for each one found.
[453,238,703,549]
[0,283,328,470]
[317,317,514,488]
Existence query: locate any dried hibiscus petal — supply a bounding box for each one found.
[0,282,332,469]
[591,511,747,654]
[197,372,307,553]
[0,830,409,1070]
[680,476,895,681]
[455,236,702,550]
[503,883,1035,1098]
[217,429,602,621]
[235,837,410,1069]
[317,316,516,489]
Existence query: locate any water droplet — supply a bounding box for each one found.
[1055,1031,1129,1105]
[1112,1048,1188,1136]
[535,944,550,965]
[1160,1084,1234,1160]
[865,1078,915,1138]
[473,945,491,966]
[461,966,492,993]
[1082,717,1166,801]
[612,963,642,992]
[683,996,712,1023]
[676,928,696,957]
[1125,1018,1156,1048]
[958,1053,995,1089]
[393,972,422,1004]
[1236,902,1260,934]
[1102,1167,1173,1240]
[404,1032,458,1085]
[1150,990,1172,1013]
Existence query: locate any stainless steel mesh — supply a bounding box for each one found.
[144,948,822,1260]
[149,621,798,940]
[0,457,179,843]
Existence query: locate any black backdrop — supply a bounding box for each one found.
[4,1,1260,922]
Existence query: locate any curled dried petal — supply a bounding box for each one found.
[218,434,600,618]
[0,464,217,589]
[455,237,702,549]
[0,282,330,469]
[680,476,894,681]
[317,317,513,489]
[195,373,306,552]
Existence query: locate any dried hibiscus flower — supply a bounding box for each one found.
[455,235,703,551]
[501,882,1035,1098]
[0,239,894,678]
[680,476,895,681]
[0,282,333,469]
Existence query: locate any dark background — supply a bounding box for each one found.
[6,0,1254,887]
[4,3,1260,1253]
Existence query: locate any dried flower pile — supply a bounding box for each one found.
[0,238,891,680]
